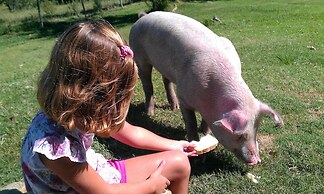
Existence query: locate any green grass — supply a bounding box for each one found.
[0,0,323,193]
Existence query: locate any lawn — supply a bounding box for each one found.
[0,0,323,193]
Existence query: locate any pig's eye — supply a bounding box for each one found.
[236,134,248,140]
[235,134,243,140]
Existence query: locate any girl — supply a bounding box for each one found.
[20,20,197,194]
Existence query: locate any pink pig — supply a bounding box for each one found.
[129,11,284,165]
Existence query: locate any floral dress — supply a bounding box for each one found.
[20,111,122,193]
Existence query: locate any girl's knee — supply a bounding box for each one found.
[169,150,191,174]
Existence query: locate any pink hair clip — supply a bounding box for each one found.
[120,45,134,59]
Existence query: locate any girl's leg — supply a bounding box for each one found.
[124,150,191,194]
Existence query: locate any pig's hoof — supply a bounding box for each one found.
[170,103,180,110]
[146,108,154,116]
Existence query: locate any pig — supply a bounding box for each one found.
[129,11,284,165]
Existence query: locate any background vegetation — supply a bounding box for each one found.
[0,0,323,193]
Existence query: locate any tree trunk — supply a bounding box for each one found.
[36,0,43,28]
[80,0,87,18]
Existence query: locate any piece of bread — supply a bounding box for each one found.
[162,189,172,194]
[192,134,219,155]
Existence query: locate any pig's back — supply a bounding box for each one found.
[130,11,218,51]
[129,11,221,83]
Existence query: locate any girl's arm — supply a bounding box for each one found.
[111,121,196,156]
[40,155,168,194]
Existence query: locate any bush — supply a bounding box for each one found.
[147,0,169,11]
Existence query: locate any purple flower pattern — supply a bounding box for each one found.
[20,111,122,193]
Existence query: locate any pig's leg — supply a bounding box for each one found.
[162,76,179,110]
[180,107,199,141]
[138,64,155,115]
[200,119,212,135]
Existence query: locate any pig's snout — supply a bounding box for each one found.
[247,155,261,166]
[234,146,261,166]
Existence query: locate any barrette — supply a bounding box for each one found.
[120,45,134,59]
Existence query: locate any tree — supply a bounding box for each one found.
[36,0,43,28]
[80,0,87,18]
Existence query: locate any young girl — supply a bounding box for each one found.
[20,20,197,194]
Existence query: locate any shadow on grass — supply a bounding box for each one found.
[97,103,247,175]
[96,103,189,159]
[15,12,138,38]
[0,189,23,194]
[20,19,73,38]
[103,14,139,28]
[189,150,248,176]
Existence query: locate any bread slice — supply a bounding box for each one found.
[192,134,219,155]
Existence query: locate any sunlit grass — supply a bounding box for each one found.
[0,0,323,193]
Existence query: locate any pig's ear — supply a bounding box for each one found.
[259,101,284,128]
[213,110,248,134]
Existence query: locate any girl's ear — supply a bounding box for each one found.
[213,110,248,135]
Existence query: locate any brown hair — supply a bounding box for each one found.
[37,20,138,136]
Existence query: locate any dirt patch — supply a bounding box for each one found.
[258,134,276,156]
[308,107,323,121]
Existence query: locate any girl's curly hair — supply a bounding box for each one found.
[37,20,138,137]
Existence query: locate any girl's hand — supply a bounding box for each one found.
[174,140,198,157]
[146,160,170,194]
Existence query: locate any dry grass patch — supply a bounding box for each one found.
[258,134,276,156]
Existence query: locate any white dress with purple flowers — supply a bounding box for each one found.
[20,111,122,193]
